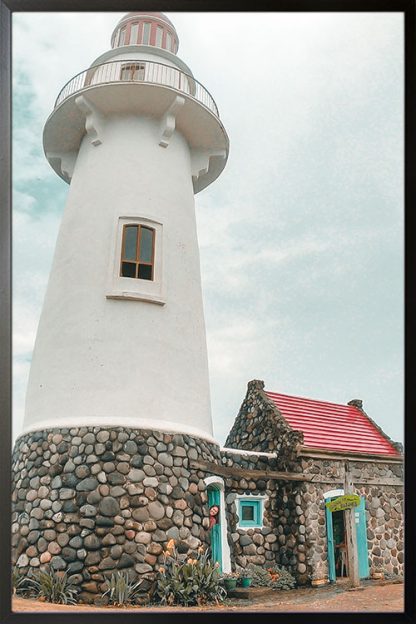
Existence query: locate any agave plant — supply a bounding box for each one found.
[12,567,37,597]
[153,541,226,606]
[30,567,79,605]
[102,571,144,606]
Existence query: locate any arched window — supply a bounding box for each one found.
[120,224,155,280]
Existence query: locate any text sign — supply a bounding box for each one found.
[325,494,360,513]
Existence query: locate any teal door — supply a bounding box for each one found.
[355,497,370,579]
[325,496,369,581]
[208,487,222,572]
[325,504,336,582]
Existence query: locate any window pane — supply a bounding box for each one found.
[119,28,126,46]
[143,22,150,45]
[156,26,163,48]
[242,505,254,521]
[121,262,136,278]
[166,32,172,51]
[138,264,153,280]
[139,227,153,263]
[130,23,139,44]
[124,226,138,260]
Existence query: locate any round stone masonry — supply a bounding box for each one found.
[11,427,222,603]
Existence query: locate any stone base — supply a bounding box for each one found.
[12,426,221,599]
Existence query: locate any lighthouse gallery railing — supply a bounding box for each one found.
[55,59,219,117]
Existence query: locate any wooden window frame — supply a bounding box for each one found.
[120,63,145,81]
[120,224,155,281]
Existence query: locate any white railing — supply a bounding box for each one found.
[55,59,219,117]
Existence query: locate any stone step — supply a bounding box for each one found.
[227,587,275,600]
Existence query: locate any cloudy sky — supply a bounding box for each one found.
[12,11,404,447]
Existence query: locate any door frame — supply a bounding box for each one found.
[204,475,231,573]
[323,488,369,581]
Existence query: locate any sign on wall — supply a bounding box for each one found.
[325,494,361,513]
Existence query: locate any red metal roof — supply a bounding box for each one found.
[265,390,400,456]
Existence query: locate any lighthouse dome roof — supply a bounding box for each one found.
[111,11,179,54]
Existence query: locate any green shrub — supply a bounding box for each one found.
[246,563,296,590]
[12,568,37,597]
[30,567,79,604]
[153,540,227,606]
[102,571,144,606]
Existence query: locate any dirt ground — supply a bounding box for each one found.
[11,578,404,613]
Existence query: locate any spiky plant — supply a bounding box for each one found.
[12,567,37,597]
[102,571,144,606]
[30,567,79,604]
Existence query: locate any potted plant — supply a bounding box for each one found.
[221,572,239,591]
[239,570,253,588]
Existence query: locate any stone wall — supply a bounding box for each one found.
[299,455,404,578]
[225,380,303,467]
[12,425,404,600]
[219,450,278,570]
[12,426,222,604]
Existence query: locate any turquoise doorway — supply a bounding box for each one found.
[325,495,370,582]
[207,485,222,572]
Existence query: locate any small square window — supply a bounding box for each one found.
[238,499,263,528]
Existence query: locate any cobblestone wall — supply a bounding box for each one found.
[12,427,222,604]
[224,380,303,467]
[300,456,404,578]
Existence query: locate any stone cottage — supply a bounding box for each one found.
[217,379,404,584]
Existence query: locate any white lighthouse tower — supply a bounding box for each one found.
[23,12,229,443]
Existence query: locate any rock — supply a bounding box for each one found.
[40,551,52,564]
[158,453,173,467]
[83,433,96,445]
[76,478,99,492]
[63,460,76,473]
[60,488,76,500]
[97,431,110,443]
[17,554,29,567]
[75,465,90,479]
[128,469,145,483]
[99,497,120,517]
[51,556,66,570]
[85,552,100,566]
[80,504,97,517]
[84,534,101,550]
[240,535,252,546]
[148,501,165,521]
[99,557,116,570]
[117,553,135,569]
[96,516,114,527]
[135,532,152,544]
[69,536,83,549]
[57,533,70,547]
[135,563,153,574]
[61,547,77,562]
[124,441,138,455]
[132,508,149,523]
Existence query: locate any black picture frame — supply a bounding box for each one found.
[1,1,414,622]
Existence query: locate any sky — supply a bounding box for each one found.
[12,11,404,447]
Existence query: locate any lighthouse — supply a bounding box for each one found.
[23,12,229,442]
[12,13,231,595]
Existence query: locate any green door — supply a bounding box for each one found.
[325,503,336,582]
[208,487,222,572]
